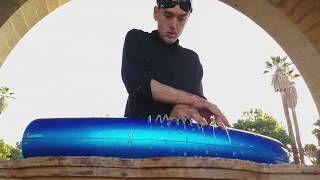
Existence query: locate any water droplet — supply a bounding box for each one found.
[183,152,187,157]
[225,129,232,143]
[156,115,162,123]
[148,115,152,124]
[212,126,216,139]
[128,133,133,138]
[167,121,171,127]
[183,120,186,130]
[206,150,209,155]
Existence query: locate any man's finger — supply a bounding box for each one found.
[216,119,226,129]
[177,112,188,120]
[222,116,231,127]
[217,114,230,127]
[191,111,208,126]
[204,117,212,125]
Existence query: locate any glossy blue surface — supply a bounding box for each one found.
[21,118,289,164]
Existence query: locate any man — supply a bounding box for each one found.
[121,0,230,128]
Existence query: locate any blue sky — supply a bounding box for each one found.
[0,0,318,146]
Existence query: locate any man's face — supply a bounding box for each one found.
[154,5,190,44]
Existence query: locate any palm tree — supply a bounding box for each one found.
[285,83,305,164]
[304,144,318,164]
[312,119,320,146]
[264,56,301,164]
[0,87,15,114]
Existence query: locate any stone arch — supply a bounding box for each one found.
[0,0,320,114]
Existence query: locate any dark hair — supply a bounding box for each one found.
[156,0,193,13]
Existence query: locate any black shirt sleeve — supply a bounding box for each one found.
[121,29,153,103]
[195,81,206,100]
[192,53,207,100]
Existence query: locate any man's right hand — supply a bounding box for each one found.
[149,79,230,127]
[190,95,231,128]
[169,104,208,125]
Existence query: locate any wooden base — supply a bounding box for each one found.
[0,157,320,180]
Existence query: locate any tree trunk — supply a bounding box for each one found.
[281,92,300,164]
[291,108,305,164]
[0,97,8,114]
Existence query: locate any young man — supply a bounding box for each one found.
[121,0,230,128]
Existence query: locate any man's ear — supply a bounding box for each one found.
[154,6,159,21]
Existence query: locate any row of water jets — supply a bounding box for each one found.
[147,115,232,144]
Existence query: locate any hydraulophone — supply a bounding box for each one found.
[21,118,289,164]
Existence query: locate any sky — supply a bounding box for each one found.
[0,0,319,147]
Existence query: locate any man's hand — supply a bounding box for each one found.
[149,79,230,127]
[169,104,208,125]
[190,95,231,128]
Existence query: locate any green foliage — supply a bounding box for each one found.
[9,142,23,160]
[0,139,23,160]
[312,119,320,143]
[0,139,11,160]
[233,108,292,150]
[304,119,320,164]
[263,56,300,81]
[0,86,15,114]
[304,143,320,164]
[0,87,14,99]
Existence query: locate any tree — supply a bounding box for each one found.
[263,56,303,164]
[285,82,305,164]
[0,139,23,160]
[304,144,320,164]
[9,142,22,160]
[312,119,320,146]
[0,86,15,114]
[233,109,292,151]
[0,139,11,160]
[304,119,320,165]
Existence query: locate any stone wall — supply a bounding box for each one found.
[0,157,320,180]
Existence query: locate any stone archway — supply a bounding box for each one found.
[0,0,320,114]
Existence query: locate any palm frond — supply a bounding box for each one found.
[293,74,301,79]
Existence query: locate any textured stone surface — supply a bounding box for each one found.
[0,0,27,27]
[0,157,319,179]
[0,0,70,67]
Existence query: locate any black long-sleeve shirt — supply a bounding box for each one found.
[121,29,205,119]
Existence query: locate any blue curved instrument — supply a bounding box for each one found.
[21,118,289,164]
